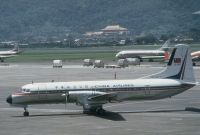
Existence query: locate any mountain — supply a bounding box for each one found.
[0,0,200,40]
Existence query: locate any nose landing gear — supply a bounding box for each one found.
[23,107,29,116]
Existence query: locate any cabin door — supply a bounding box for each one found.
[38,84,48,100]
[144,85,151,95]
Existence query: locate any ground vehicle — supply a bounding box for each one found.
[53,60,62,68]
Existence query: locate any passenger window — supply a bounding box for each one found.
[25,89,30,93]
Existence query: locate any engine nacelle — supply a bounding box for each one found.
[63,91,106,104]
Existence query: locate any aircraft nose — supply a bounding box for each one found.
[6,95,12,104]
[116,53,121,58]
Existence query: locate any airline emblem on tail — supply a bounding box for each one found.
[174,58,181,64]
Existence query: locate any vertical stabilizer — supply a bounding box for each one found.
[159,39,170,51]
[12,44,19,52]
[146,44,195,83]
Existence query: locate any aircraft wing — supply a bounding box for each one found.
[68,91,118,108]
[88,92,117,102]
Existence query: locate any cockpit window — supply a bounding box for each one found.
[21,88,30,93]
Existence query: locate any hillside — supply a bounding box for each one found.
[0,0,200,40]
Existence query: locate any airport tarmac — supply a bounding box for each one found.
[0,63,200,135]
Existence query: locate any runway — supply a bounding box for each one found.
[0,63,200,135]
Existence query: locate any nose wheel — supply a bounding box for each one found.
[23,107,29,116]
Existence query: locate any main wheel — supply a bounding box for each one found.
[83,109,90,114]
[23,111,29,116]
[96,108,105,115]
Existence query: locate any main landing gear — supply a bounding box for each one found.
[23,107,29,116]
[83,106,106,115]
[95,107,105,115]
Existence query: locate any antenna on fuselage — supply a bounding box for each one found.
[114,72,117,79]
[61,92,68,112]
[63,92,68,112]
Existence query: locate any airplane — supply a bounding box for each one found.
[0,45,20,62]
[6,44,197,116]
[115,40,171,62]
[191,51,200,66]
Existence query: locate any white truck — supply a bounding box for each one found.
[53,60,63,68]
[126,58,140,65]
[117,59,129,68]
[94,60,104,68]
[83,59,93,66]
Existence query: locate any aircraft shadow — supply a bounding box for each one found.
[12,111,126,121]
[92,111,126,121]
[93,109,186,121]
[115,109,185,114]
[12,108,196,121]
[12,112,86,118]
[185,107,200,113]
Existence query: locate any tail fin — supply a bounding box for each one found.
[12,44,19,52]
[146,44,195,83]
[159,39,170,51]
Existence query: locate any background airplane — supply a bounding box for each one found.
[116,40,171,62]
[0,45,20,62]
[6,44,197,116]
[191,51,200,66]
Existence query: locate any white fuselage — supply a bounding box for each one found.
[11,78,193,106]
[191,51,200,61]
[116,50,165,59]
[0,50,17,55]
[191,51,200,57]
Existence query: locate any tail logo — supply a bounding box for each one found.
[174,58,181,64]
[167,50,188,80]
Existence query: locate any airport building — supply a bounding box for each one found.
[101,25,130,35]
[82,25,131,46]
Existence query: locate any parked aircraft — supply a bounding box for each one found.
[191,51,200,66]
[115,40,171,62]
[0,45,20,62]
[7,44,197,116]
